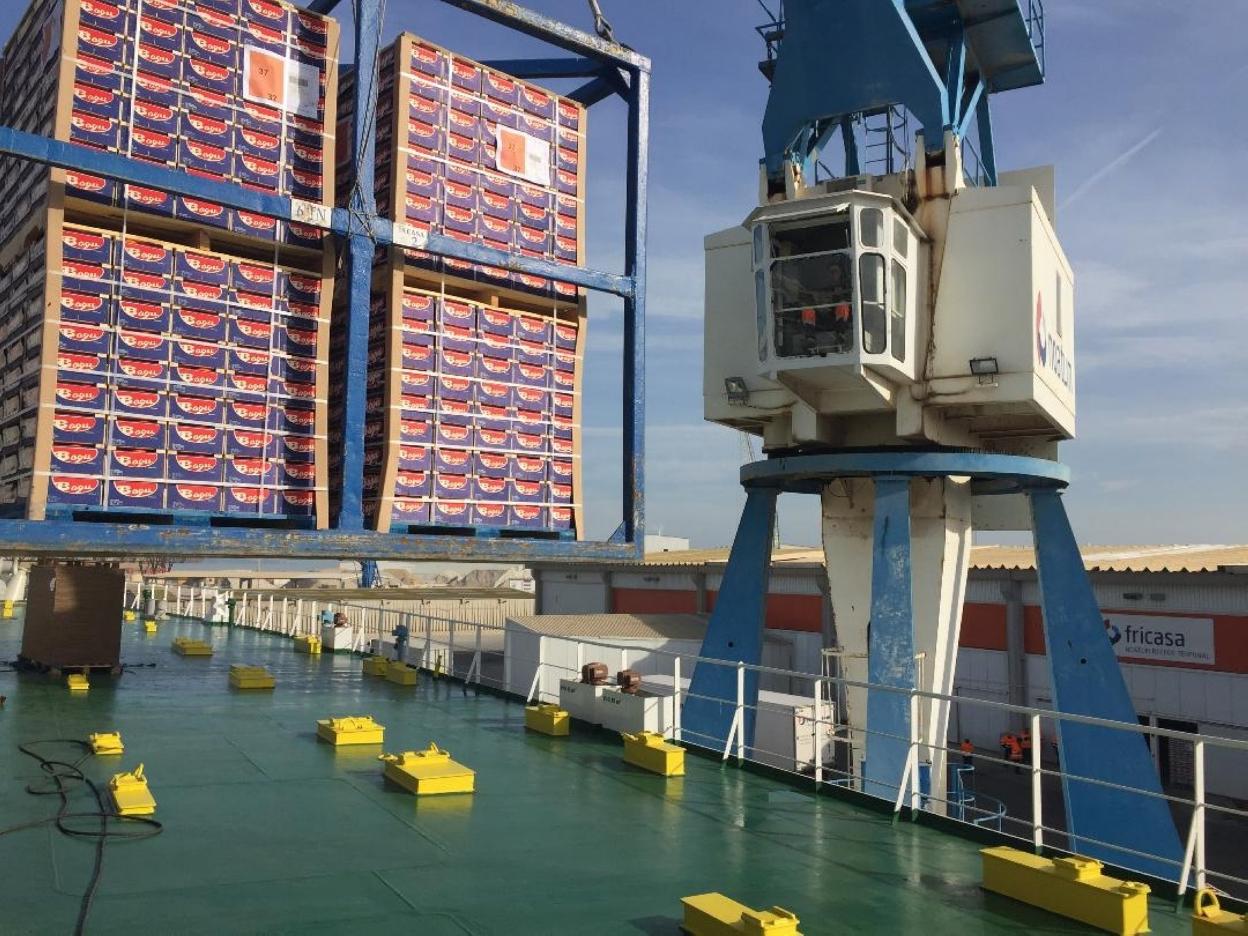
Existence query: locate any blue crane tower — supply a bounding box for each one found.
[688,0,1183,882]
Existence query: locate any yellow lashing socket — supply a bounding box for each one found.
[317,716,385,746]
[109,763,156,816]
[2,599,13,618]
[981,847,1151,935]
[362,656,390,677]
[229,664,276,690]
[681,893,802,935]
[525,704,570,737]
[293,634,322,655]
[622,731,685,777]
[67,673,89,692]
[1194,889,1248,934]
[379,743,475,796]
[172,637,213,656]
[123,609,136,622]
[143,618,158,633]
[385,661,418,686]
[89,731,124,755]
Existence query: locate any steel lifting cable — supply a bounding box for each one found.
[586,0,621,46]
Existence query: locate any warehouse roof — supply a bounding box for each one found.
[506,613,708,640]
[626,544,1248,575]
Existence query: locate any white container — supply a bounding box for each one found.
[322,624,355,652]
[596,686,674,735]
[751,690,836,773]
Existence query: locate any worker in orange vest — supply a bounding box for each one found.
[1020,731,1032,763]
[999,732,1023,773]
[959,738,974,765]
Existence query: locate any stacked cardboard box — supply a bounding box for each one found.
[335,33,586,536]
[0,0,339,524]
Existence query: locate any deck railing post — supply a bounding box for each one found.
[672,655,682,742]
[1195,740,1206,891]
[908,689,921,816]
[1031,711,1043,851]
[735,661,746,764]
[813,677,823,789]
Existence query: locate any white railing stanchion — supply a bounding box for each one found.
[1030,711,1043,851]
[812,677,823,789]
[908,689,921,816]
[448,620,456,677]
[736,662,746,763]
[1195,740,1206,892]
[468,624,482,684]
[672,655,682,742]
[527,636,545,703]
[424,614,432,671]
[575,641,583,675]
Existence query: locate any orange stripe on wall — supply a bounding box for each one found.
[611,587,698,615]
[960,602,1007,651]
[708,591,823,633]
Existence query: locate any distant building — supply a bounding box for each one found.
[643,534,691,553]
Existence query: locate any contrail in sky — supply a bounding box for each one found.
[1059,127,1163,210]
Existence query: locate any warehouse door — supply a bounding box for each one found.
[1157,718,1198,789]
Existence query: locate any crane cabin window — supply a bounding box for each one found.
[859,253,886,354]
[768,214,854,358]
[890,259,907,362]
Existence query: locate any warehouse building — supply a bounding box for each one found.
[531,544,1248,798]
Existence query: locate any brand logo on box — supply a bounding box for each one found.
[394,499,427,516]
[174,395,217,416]
[440,449,471,468]
[57,383,102,404]
[135,100,175,123]
[178,309,222,331]
[397,469,426,486]
[240,154,278,178]
[185,281,225,302]
[65,230,108,253]
[175,484,218,503]
[187,114,228,137]
[439,475,469,494]
[120,359,164,380]
[188,86,228,110]
[229,487,264,506]
[55,413,99,433]
[235,349,269,368]
[53,476,101,495]
[284,490,315,508]
[236,320,271,341]
[286,435,315,455]
[184,252,227,276]
[286,461,316,482]
[284,407,315,429]
[138,43,177,68]
[125,240,169,265]
[132,127,171,151]
[444,349,472,368]
[116,390,161,411]
[514,504,542,521]
[232,458,270,478]
[176,424,218,444]
[289,302,318,321]
[115,449,160,470]
[186,138,227,162]
[231,401,267,422]
[76,54,114,78]
[71,112,113,135]
[477,476,506,496]
[233,430,267,450]
[518,364,544,380]
[189,31,231,56]
[552,437,573,454]
[240,128,279,152]
[116,419,160,441]
[176,365,216,386]
[174,341,216,360]
[551,460,572,479]
[77,26,120,51]
[62,323,105,344]
[127,187,169,207]
[479,428,508,447]
[74,83,114,107]
[292,142,323,167]
[445,205,473,224]
[288,273,320,297]
[287,382,315,400]
[287,326,316,350]
[404,294,433,315]
[440,424,471,443]
[59,352,99,372]
[139,15,179,41]
[123,270,166,291]
[517,387,544,404]
[188,58,228,81]
[477,503,507,521]
[185,198,226,219]
[53,445,98,466]
[115,480,158,498]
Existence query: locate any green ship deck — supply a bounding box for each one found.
[0,614,1195,934]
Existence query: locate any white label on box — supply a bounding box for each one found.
[1104,613,1216,665]
[289,198,332,228]
[243,47,321,120]
[392,222,429,249]
[495,125,551,186]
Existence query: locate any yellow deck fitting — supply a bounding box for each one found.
[293,634,322,655]
[317,716,385,746]
[143,618,158,633]
[681,893,802,935]
[525,704,570,737]
[385,661,419,686]
[109,764,156,816]
[229,665,276,690]
[89,731,124,755]
[362,656,390,677]
[2,599,13,618]
[981,847,1150,935]
[172,637,213,657]
[1194,889,1248,934]
[622,731,685,777]
[66,673,89,692]
[123,609,136,622]
[380,744,475,796]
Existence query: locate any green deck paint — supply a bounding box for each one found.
[0,615,1189,934]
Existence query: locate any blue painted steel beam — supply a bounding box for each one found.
[975,92,998,185]
[622,66,649,554]
[956,80,985,139]
[841,115,861,176]
[568,73,625,106]
[1029,489,1183,881]
[335,0,383,530]
[441,0,650,71]
[944,30,966,127]
[0,127,343,232]
[740,451,1069,491]
[306,0,342,13]
[863,477,915,800]
[478,56,605,79]
[682,489,778,752]
[0,520,640,562]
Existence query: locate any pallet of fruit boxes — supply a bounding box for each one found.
[0,0,340,527]
[334,33,587,538]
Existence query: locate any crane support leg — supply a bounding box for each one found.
[1030,489,1183,879]
[682,489,778,753]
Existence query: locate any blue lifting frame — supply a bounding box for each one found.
[0,0,650,562]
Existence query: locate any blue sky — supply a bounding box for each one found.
[9,1,1244,549]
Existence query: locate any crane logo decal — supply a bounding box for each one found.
[1035,290,1073,389]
